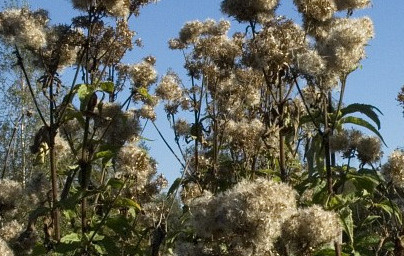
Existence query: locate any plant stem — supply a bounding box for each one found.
[49,76,60,241]
[323,96,333,195]
[14,46,48,127]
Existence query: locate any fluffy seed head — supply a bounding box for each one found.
[0,8,48,49]
[188,178,297,254]
[383,150,404,188]
[0,238,14,256]
[282,205,341,252]
[155,73,183,101]
[221,0,280,22]
[336,0,371,10]
[294,0,337,22]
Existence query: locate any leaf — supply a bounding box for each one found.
[31,244,47,256]
[77,83,95,111]
[346,173,380,193]
[167,178,181,198]
[58,190,84,210]
[54,241,80,254]
[105,215,133,237]
[61,232,81,243]
[356,233,380,247]
[77,84,93,102]
[99,81,115,93]
[138,86,153,101]
[115,197,141,210]
[339,116,386,146]
[340,208,354,246]
[361,215,380,226]
[94,149,115,162]
[107,178,125,189]
[97,236,121,255]
[314,248,350,256]
[374,200,402,225]
[340,103,383,129]
[63,106,85,127]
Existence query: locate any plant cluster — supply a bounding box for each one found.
[0,0,403,256]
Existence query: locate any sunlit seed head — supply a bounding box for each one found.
[221,0,280,22]
[336,0,371,11]
[294,0,337,22]
[383,150,404,188]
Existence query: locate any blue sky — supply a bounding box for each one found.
[26,1,404,182]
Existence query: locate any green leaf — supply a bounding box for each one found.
[356,233,380,247]
[105,215,133,237]
[167,178,182,198]
[31,244,47,256]
[107,178,125,189]
[115,197,141,210]
[339,116,386,146]
[99,81,115,93]
[340,103,383,129]
[94,244,106,255]
[77,84,94,102]
[97,236,121,255]
[340,208,354,246]
[361,215,380,226]
[55,241,81,254]
[61,232,81,243]
[346,173,380,193]
[374,200,402,225]
[77,83,95,111]
[58,190,84,210]
[94,149,115,161]
[138,86,152,101]
[314,248,350,256]
[63,106,85,127]
[86,231,104,242]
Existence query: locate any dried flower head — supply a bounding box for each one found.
[318,17,374,75]
[0,179,22,213]
[221,0,280,22]
[282,205,341,253]
[330,129,350,153]
[174,118,191,137]
[0,220,24,242]
[130,58,157,88]
[356,136,382,164]
[137,104,156,120]
[116,144,154,191]
[25,173,51,205]
[71,0,131,17]
[0,8,48,49]
[34,25,83,71]
[383,150,404,188]
[336,0,371,11]
[295,49,326,76]
[95,102,140,146]
[187,178,297,254]
[0,238,14,256]
[155,73,183,101]
[244,19,307,71]
[294,0,337,22]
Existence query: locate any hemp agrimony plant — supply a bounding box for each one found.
[1,0,404,256]
[156,0,404,255]
[0,0,181,255]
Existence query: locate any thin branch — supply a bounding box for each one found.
[14,46,48,126]
[152,120,185,169]
[1,114,22,179]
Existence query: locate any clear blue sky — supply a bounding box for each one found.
[25,1,404,182]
